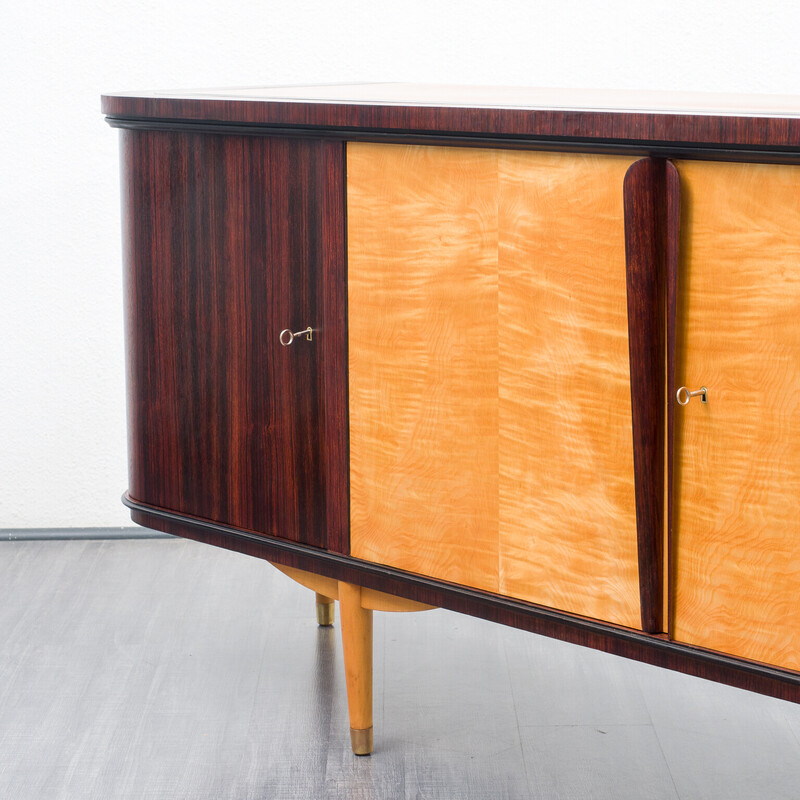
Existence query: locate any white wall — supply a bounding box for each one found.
[2,0,799,528]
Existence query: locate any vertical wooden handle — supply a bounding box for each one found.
[623,157,680,634]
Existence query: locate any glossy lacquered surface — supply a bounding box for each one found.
[102,84,800,114]
[120,130,347,549]
[108,88,800,706]
[347,143,642,629]
[102,83,800,149]
[622,157,680,633]
[671,159,800,670]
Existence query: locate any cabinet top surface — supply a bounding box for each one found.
[101,83,800,150]
[103,83,800,117]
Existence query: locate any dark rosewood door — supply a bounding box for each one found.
[120,130,347,549]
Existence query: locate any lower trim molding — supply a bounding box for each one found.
[122,493,800,703]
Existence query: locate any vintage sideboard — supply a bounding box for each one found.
[102,84,800,755]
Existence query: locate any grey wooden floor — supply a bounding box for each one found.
[1,538,799,799]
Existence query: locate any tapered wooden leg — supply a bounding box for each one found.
[315,593,335,627]
[338,581,373,755]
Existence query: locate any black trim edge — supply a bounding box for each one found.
[104,117,800,166]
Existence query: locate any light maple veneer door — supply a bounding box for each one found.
[495,150,641,628]
[347,143,642,628]
[347,143,501,595]
[672,160,800,670]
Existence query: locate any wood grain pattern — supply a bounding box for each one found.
[672,159,800,670]
[347,143,501,593]
[319,143,350,554]
[348,144,641,627]
[110,100,800,711]
[497,151,640,629]
[102,84,800,150]
[622,158,679,633]
[623,157,664,633]
[120,130,346,549]
[665,163,681,637]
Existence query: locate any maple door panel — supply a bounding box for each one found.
[497,152,641,629]
[671,160,800,670]
[348,143,642,627]
[347,143,500,592]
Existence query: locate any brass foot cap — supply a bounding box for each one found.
[350,726,373,756]
[316,601,335,627]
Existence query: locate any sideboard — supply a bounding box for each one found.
[102,84,800,755]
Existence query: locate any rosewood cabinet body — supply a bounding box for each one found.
[104,86,800,750]
[120,131,347,551]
